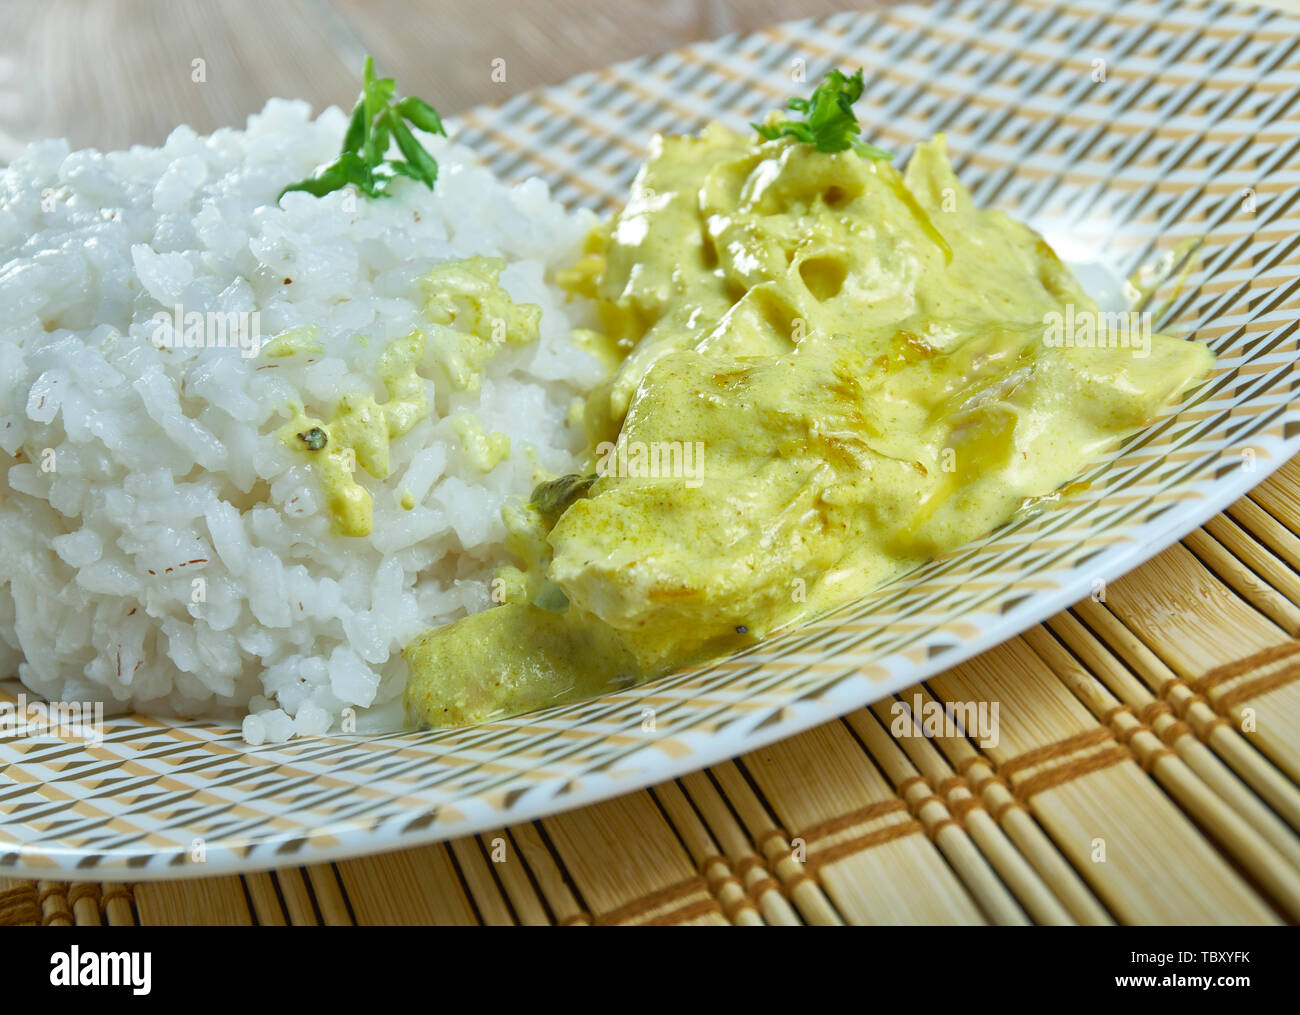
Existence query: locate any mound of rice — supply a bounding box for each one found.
[0,99,604,742]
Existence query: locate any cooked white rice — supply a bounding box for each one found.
[0,99,604,742]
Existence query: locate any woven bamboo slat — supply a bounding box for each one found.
[242,872,289,927]
[1022,625,1300,920]
[842,709,1030,924]
[675,771,803,925]
[134,877,254,926]
[271,868,327,926]
[1067,597,1300,832]
[501,822,589,925]
[334,847,477,925]
[927,641,1279,924]
[446,838,515,926]
[650,781,766,925]
[1045,612,1300,869]
[543,792,731,925]
[705,761,844,925]
[1102,547,1300,783]
[737,723,985,924]
[472,829,552,926]
[858,700,1081,925]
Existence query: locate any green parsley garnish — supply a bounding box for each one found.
[279,56,446,202]
[753,69,891,159]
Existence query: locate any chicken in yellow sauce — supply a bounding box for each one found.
[403,86,1212,728]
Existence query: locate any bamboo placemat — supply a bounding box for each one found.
[5,454,1300,925]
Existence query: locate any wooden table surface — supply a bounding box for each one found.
[0,0,877,160]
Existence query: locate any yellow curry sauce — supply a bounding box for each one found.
[278,256,529,537]
[402,127,1214,728]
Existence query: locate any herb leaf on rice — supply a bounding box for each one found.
[279,55,446,201]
